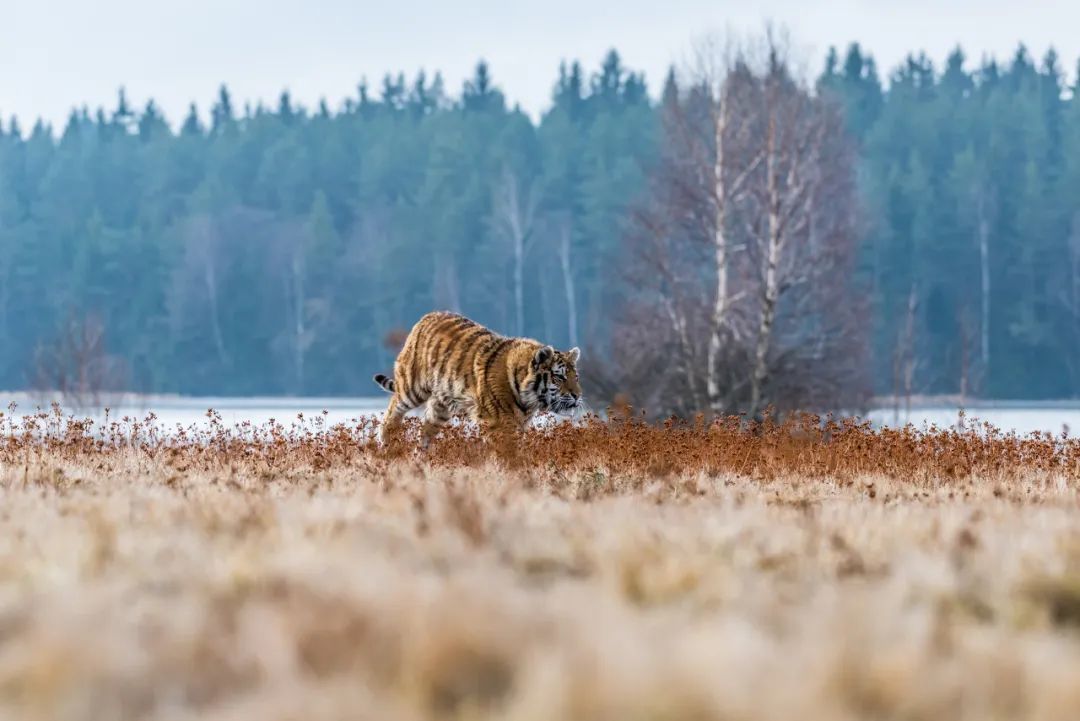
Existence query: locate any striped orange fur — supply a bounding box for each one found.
[373,311,583,445]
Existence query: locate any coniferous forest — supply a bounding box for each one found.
[1,44,1079,408]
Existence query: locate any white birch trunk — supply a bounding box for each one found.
[514,230,525,337]
[749,116,781,418]
[663,296,701,407]
[494,170,537,337]
[558,223,578,349]
[977,195,991,381]
[706,85,730,413]
[291,250,305,392]
[203,256,228,366]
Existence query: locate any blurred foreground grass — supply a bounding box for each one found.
[0,412,1079,719]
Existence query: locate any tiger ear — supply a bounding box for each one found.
[532,345,554,369]
[567,347,581,364]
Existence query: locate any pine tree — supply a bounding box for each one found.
[278,91,296,123]
[593,50,623,103]
[138,100,169,142]
[381,73,406,111]
[181,103,203,136]
[211,85,235,134]
[112,87,136,134]
[463,61,503,113]
[661,67,678,109]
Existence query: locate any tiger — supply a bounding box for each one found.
[373,311,583,446]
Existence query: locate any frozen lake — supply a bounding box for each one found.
[0,394,390,432]
[866,402,1080,437]
[1,394,1078,438]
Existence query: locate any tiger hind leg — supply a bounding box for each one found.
[379,390,426,445]
[420,395,452,449]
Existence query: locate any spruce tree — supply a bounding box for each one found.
[180,103,203,136]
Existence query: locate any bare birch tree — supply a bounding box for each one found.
[432,256,462,314]
[491,166,540,336]
[743,44,838,418]
[276,220,316,393]
[976,191,993,382]
[0,186,10,348]
[686,42,766,413]
[31,312,128,413]
[1063,213,1080,390]
[604,29,868,419]
[288,228,308,390]
[892,286,921,424]
[173,213,230,366]
[556,218,579,349]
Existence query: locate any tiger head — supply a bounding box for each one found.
[530,345,583,415]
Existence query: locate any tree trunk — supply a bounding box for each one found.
[902,286,918,423]
[663,296,701,408]
[0,242,9,348]
[538,253,555,345]
[0,210,7,347]
[958,307,971,409]
[1068,214,1080,392]
[706,85,730,414]
[977,195,991,388]
[748,231,780,418]
[203,259,229,367]
[433,254,462,314]
[514,229,525,337]
[493,169,537,337]
[448,258,461,313]
[748,117,781,419]
[557,222,578,349]
[292,251,305,393]
[892,336,901,427]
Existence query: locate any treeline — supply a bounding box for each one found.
[0,44,1078,401]
[0,54,653,396]
[821,45,1080,400]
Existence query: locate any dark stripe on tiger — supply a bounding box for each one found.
[454,327,486,377]
[427,333,448,378]
[431,315,468,373]
[407,335,421,402]
[509,367,529,414]
[434,320,472,378]
[457,332,485,391]
[483,338,512,379]
[484,339,514,413]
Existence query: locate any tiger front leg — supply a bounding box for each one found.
[477,412,523,465]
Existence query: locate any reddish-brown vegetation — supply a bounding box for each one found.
[4,405,1077,487]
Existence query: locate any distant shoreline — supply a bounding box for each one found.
[0,392,387,411]
[2,391,1079,413]
[869,396,1080,411]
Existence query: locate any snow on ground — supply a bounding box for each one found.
[2,393,1078,437]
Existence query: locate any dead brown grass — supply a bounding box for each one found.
[1,407,1080,720]
[4,405,1076,485]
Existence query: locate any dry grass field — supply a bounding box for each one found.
[1,408,1080,720]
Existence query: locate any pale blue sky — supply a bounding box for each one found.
[2,0,1077,130]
